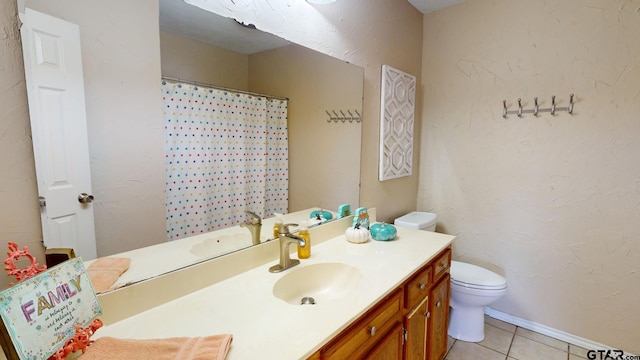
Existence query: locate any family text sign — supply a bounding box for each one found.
[0,257,102,360]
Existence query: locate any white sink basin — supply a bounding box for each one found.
[272,263,363,305]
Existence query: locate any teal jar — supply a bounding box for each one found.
[369,222,397,241]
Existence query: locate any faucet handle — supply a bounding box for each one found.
[279,223,298,235]
[244,210,262,225]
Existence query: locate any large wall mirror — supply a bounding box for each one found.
[20,0,363,290]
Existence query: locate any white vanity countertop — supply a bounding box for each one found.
[92,226,454,359]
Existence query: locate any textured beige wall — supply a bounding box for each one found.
[419,0,640,353]
[0,0,44,287]
[187,0,424,223]
[160,31,249,91]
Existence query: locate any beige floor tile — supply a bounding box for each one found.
[479,324,515,354]
[485,315,517,333]
[515,327,569,351]
[570,354,587,360]
[569,344,589,358]
[447,336,456,354]
[508,335,568,360]
[445,340,507,360]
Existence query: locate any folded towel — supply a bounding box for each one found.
[86,257,131,293]
[79,335,233,360]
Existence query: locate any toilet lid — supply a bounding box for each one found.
[450,261,506,289]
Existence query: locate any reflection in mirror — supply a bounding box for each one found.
[158,1,364,221]
[85,207,335,292]
[20,0,363,291]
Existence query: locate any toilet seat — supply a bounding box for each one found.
[451,261,507,290]
[451,278,506,290]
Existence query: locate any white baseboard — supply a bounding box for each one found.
[484,307,636,356]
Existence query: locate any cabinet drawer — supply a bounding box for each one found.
[322,289,402,360]
[433,249,451,281]
[404,264,432,310]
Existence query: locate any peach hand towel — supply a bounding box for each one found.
[79,334,233,360]
[86,257,131,293]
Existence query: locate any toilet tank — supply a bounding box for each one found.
[394,211,437,232]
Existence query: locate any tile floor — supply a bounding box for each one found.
[444,315,591,360]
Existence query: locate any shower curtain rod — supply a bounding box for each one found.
[161,76,289,101]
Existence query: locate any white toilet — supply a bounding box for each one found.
[395,212,507,342]
[448,261,507,342]
[394,211,437,232]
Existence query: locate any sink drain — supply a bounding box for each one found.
[300,296,316,305]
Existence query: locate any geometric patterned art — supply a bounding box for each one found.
[379,65,416,181]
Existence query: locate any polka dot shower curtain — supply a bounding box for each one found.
[162,81,289,241]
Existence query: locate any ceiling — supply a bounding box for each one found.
[159,0,468,55]
[407,0,467,14]
[159,0,289,55]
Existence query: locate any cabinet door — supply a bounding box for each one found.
[404,295,429,360]
[322,289,403,360]
[428,274,450,360]
[365,321,404,360]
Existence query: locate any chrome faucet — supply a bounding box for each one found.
[269,223,306,273]
[240,210,262,245]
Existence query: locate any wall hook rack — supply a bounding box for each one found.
[502,94,574,118]
[326,109,361,123]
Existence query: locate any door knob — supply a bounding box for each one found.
[78,193,95,204]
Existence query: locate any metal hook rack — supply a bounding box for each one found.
[502,94,574,118]
[326,109,362,123]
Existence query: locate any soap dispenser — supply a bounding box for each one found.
[297,221,311,259]
[273,216,283,238]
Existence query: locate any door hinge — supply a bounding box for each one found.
[402,327,407,345]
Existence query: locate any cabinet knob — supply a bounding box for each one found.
[436,301,442,308]
[441,263,448,269]
[369,326,377,337]
[418,283,426,290]
[425,311,430,318]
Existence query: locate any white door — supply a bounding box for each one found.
[20,8,97,260]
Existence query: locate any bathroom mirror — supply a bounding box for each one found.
[19,0,362,289]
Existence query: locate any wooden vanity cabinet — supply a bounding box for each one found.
[320,288,403,360]
[311,247,451,360]
[403,295,429,360]
[427,248,451,359]
[404,248,451,360]
[366,321,405,359]
[427,274,450,360]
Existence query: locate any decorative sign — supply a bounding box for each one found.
[379,65,416,181]
[0,257,102,360]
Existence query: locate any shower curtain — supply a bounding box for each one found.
[161,80,289,241]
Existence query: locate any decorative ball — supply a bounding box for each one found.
[369,222,397,241]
